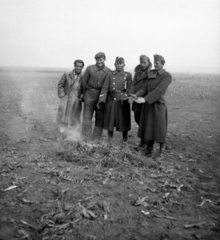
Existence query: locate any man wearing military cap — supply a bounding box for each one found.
[81,52,110,140]
[132,54,172,156]
[98,57,132,143]
[129,55,152,149]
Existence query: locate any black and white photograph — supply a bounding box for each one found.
[0,0,220,239]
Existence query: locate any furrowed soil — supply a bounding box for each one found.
[0,69,220,240]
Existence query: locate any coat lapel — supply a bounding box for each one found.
[68,71,82,87]
[136,71,148,83]
[148,70,157,80]
[67,71,74,86]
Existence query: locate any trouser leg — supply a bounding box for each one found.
[134,112,141,126]
[92,106,104,138]
[71,105,82,126]
[134,112,146,146]
[82,102,94,138]
[145,140,154,156]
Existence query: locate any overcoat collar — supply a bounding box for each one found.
[113,70,125,76]
[94,64,107,72]
[148,68,165,79]
[157,68,165,75]
[69,70,76,79]
[136,69,148,82]
[135,65,151,82]
[68,70,82,85]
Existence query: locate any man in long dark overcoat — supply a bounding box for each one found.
[129,55,152,148]
[98,57,132,142]
[133,54,172,156]
[81,52,110,140]
[56,59,84,127]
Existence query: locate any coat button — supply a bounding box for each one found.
[114,98,116,100]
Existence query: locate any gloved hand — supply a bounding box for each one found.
[97,101,105,110]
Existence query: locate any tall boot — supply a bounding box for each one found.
[108,131,113,144]
[145,140,154,157]
[159,143,166,155]
[139,138,147,147]
[134,138,146,151]
[122,131,128,142]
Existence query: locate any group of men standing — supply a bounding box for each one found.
[56,52,172,157]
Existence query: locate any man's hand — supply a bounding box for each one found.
[121,93,129,102]
[78,94,84,102]
[97,101,105,109]
[135,97,146,104]
[128,94,137,104]
[128,94,137,99]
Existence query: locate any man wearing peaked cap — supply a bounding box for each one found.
[81,52,110,140]
[129,55,152,150]
[133,54,172,157]
[98,57,132,143]
[115,57,125,64]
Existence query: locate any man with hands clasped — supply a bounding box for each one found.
[130,54,172,157]
[98,57,132,143]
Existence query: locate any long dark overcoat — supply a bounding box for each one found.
[99,70,132,132]
[56,71,83,126]
[136,69,172,143]
[129,64,151,113]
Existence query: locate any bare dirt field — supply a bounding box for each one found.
[0,69,220,240]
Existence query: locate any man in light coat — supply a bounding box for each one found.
[56,60,84,127]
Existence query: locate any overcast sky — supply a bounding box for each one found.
[0,0,220,73]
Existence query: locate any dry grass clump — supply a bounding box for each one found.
[55,141,145,169]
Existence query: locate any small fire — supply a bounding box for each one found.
[59,124,82,142]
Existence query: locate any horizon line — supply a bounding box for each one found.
[0,66,219,75]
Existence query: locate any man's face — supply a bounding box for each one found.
[115,63,125,72]
[140,59,149,70]
[74,62,83,74]
[96,58,105,68]
[154,61,164,71]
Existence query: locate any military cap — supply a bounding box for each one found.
[115,57,125,64]
[154,54,165,63]
[140,55,150,62]
[94,52,106,60]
